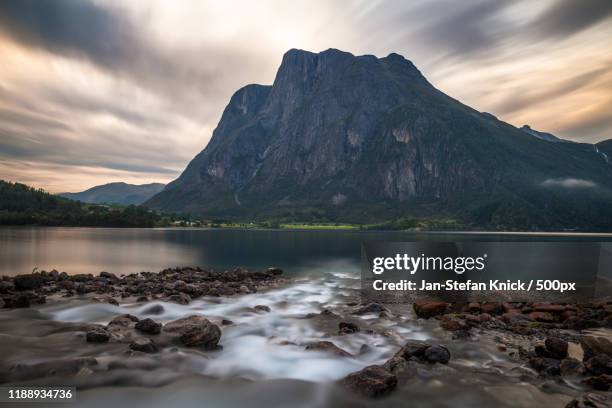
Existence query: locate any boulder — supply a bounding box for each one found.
[142,304,165,315]
[545,337,568,359]
[13,274,42,291]
[71,274,94,282]
[424,345,451,364]
[585,354,612,376]
[305,341,352,357]
[254,305,271,313]
[86,327,110,343]
[398,340,432,360]
[168,293,190,305]
[108,314,140,327]
[480,302,503,315]
[560,358,585,376]
[413,300,448,318]
[179,325,221,348]
[339,365,397,398]
[99,271,119,281]
[354,303,388,315]
[581,336,612,360]
[129,338,158,353]
[135,318,162,334]
[439,316,467,331]
[529,357,561,376]
[164,315,221,349]
[338,322,360,335]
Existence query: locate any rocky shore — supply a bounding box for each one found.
[0,266,286,308]
[302,297,612,405]
[0,269,611,407]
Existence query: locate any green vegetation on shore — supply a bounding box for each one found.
[0,180,177,227]
[0,180,465,231]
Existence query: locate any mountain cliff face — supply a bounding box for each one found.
[61,182,165,205]
[147,49,612,230]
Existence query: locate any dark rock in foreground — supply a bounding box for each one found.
[338,321,360,335]
[135,318,162,335]
[129,338,158,353]
[413,299,449,318]
[86,327,111,343]
[164,315,221,349]
[339,365,397,398]
[254,305,271,313]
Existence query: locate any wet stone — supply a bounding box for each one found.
[129,338,158,353]
[142,304,165,315]
[135,318,162,335]
[560,358,585,376]
[86,327,111,343]
[254,305,271,313]
[305,341,352,358]
[339,365,397,398]
[545,337,568,359]
[338,322,360,335]
[424,345,451,364]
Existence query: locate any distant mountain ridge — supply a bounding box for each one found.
[61,182,165,205]
[1,180,160,227]
[146,48,612,231]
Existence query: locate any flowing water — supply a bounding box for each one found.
[1,227,610,407]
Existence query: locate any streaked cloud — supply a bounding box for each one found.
[0,0,610,192]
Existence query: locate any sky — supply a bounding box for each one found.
[0,0,611,193]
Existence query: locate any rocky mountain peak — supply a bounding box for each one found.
[146,48,612,230]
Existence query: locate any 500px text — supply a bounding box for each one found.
[372,279,577,292]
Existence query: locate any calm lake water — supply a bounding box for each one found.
[1,227,611,277]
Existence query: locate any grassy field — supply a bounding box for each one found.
[279,223,360,230]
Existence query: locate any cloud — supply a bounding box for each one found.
[0,0,269,120]
[492,66,611,116]
[0,0,132,66]
[541,178,597,189]
[0,0,611,192]
[410,0,513,58]
[532,0,612,38]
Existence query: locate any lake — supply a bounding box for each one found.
[1,227,611,277]
[2,227,612,407]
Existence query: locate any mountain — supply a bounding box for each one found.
[60,182,165,205]
[147,48,612,230]
[520,125,566,143]
[0,180,160,227]
[596,139,612,164]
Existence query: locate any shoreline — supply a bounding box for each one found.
[0,267,611,406]
[5,225,612,236]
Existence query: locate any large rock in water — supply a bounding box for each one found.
[413,299,449,318]
[339,365,397,398]
[145,48,612,229]
[163,315,221,349]
[13,274,42,291]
